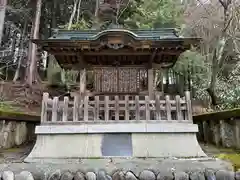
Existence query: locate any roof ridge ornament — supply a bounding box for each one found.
[107,23,124,29]
[107,43,124,50]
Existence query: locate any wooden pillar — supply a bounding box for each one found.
[79,68,86,96]
[148,68,154,99]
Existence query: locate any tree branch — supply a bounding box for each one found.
[218,0,227,9]
[222,15,233,33]
[117,0,131,21]
[196,0,211,16]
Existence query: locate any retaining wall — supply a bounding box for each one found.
[193,109,240,149]
[0,111,39,149]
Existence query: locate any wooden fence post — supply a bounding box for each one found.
[155,95,161,120]
[41,93,49,123]
[175,95,182,120]
[165,95,171,121]
[185,91,193,121]
[79,95,83,120]
[73,95,79,122]
[104,96,109,121]
[62,96,69,122]
[115,95,119,121]
[52,97,59,122]
[94,96,99,121]
[84,95,88,121]
[135,96,140,120]
[145,96,150,120]
[125,95,130,121]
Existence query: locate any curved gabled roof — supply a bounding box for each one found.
[32,28,201,69]
[48,28,198,41]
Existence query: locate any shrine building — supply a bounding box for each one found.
[25,27,206,162]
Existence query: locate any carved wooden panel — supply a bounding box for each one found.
[94,67,147,93]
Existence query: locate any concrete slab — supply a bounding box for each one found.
[35,123,198,134]
[24,132,206,162]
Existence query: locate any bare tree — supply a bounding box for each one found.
[184,0,240,106]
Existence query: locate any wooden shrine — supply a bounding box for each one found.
[25,28,206,162]
[33,28,200,97]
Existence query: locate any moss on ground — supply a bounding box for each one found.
[0,101,19,112]
[0,106,39,122]
[216,153,240,171]
[2,148,22,153]
[193,108,240,122]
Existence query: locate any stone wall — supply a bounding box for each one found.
[0,120,37,149]
[194,116,240,149]
[0,169,239,180]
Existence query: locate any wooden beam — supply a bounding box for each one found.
[83,51,183,56]
[60,54,90,70]
[47,52,76,56]
[141,63,174,69]
[92,65,145,68]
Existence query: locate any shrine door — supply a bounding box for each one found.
[94,67,146,94]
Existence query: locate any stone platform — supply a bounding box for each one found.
[25,122,207,162]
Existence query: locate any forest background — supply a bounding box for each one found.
[0,0,240,114]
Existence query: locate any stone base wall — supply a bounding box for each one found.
[195,118,240,149]
[0,169,239,180]
[0,120,36,149]
[25,123,206,162]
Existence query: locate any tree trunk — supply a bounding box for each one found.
[45,0,57,79]
[68,0,78,30]
[92,0,100,29]
[13,20,27,82]
[95,0,99,17]
[207,0,231,107]
[208,37,227,106]
[51,0,57,30]
[26,0,42,86]
[76,0,82,23]
[0,0,7,44]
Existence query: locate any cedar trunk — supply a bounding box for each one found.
[26,0,42,86]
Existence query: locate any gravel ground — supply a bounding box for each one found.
[0,143,236,163]
[0,143,235,175]
[0,144,32,163]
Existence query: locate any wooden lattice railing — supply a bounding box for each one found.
[41,92,193,124]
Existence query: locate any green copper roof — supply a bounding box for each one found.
[49,28,191,41]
